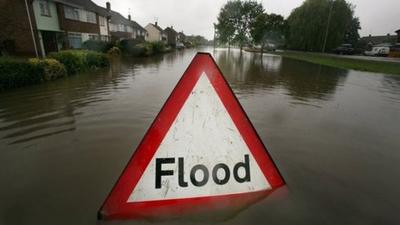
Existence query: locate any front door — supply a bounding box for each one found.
[42,31,58,55]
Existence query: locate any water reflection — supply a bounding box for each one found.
[213,49,348,102]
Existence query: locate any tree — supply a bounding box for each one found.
[215,1,238,49]
[251,13,286,54]
[286,0,359,52]
[344,17,361,46]
[215,0,264,51]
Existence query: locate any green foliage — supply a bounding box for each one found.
[344,17,361,46]
[107,47,122,56]
[0,58,44,90]
[151,41,166,54]
[251,13,286,51]
[119,39,141,54]
[82,40,114,53]
[216,0,264,49]
[118,40,166,57]
[286,0,360,52]
[48,50,109,74]
[28,58,67,81]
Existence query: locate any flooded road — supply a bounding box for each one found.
[1,48,400,225]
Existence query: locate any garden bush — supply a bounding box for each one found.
[49,50,109,74]
[29,58,67,81]
[151,41,166,54]
[107,47,121,56]
[82,40,113,53]
[0,57,44,90]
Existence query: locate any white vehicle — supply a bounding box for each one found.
[364,46,390,57]
[176,42,185,49]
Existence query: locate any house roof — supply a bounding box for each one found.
[149,23,164,32]
[108,10,145,31]
[131,21,146,32]
[360,35,397,44]
[164,27,177,35]
[58,0,109,17]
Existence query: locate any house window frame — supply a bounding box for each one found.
[64,6,80,21]
[99,16,105,26]
[39,0,51,17]
[86,11,97,24]
[67,32,82,49]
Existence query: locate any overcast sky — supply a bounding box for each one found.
[92,0,400,40]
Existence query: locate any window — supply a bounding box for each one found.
[39,0,51,17]
[64,6,79,20]
[89,34,98,40]
[68,33,82,49]
[86,11,96,24]
[100,35,108,41]
[99,17,105,26]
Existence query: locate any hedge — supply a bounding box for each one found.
[82,40,114,53]
[0,58,66,90]
[118,40,167,57]
[48,50,109,75]
[1,50,110,90]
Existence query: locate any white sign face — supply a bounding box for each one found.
[128,73,271,203]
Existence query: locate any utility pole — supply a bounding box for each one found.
[24,0,39,58]
[322,0,334,53]
[213,23,216,50]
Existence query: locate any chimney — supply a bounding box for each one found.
[155,22,158,26]
[106,2,111,11]
[128,14,131,21]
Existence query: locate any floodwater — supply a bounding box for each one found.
[1,48,400,225]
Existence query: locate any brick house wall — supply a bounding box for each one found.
[0,0,42,56]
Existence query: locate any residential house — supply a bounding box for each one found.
[0,0,146,57]
[55,0,110,50]
[360,33,398,48]
[145,22,167,43]
[164,26,177,47]
[108,9,146,41]
[177,31,186,43]
[30,0,111,56]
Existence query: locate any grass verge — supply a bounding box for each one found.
[270,51,400,75]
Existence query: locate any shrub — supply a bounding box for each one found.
[82,40,113,53]
[107,47,121,56]
[0,57,44,90]
[86,51,110,69]
[29,58,67,81]
[118,39,150,56]
[151,41,166,54]
[49,50,109,74]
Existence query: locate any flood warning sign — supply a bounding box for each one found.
[98,53,284,220]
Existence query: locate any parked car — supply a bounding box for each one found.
[176,42,185,49]
[364,46,390,57]
[333,44,354,55]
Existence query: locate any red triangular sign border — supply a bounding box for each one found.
[98,53,285,220]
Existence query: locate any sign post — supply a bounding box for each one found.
[98,53,285,220]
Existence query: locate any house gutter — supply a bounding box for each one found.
[24,0,39,57]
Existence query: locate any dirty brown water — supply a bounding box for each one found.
[0,48,400,225]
